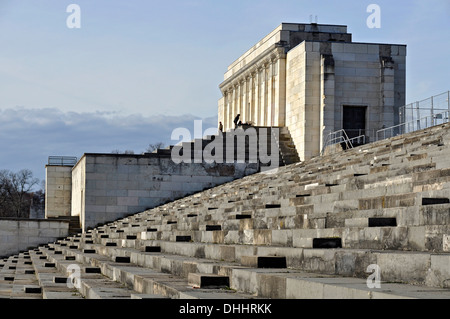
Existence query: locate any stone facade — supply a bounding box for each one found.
[218,23,406,161]
[0,218,69,258]
[71,153,259,231]
[45,165,73,218]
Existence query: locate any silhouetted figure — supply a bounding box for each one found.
[219,122,223,133]
[233,114,240,128]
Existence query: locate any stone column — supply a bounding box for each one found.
[320,54,336,152]
[304,50,322,160]
[237,82,242,124]
[380,56,396,130]
[271,59,278,127]
[254,70,260,126]
[242,77,249,124]
[260,66,267,126]
[222,91,228,129]
[265,65,270,126]
[232,85,238,128]
[267,62,273,127]
[224,89,229,131]
[249,73,255,125]
[218,94,225,131]
[276,57,287,127]
[228,89,233,130]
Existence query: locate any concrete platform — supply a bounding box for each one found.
[2,122,450,299]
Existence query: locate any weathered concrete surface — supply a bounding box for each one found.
[218,23,406,161]
[71,153,259,231]
[45,165,73,218]
[0,219,69,258]
[3,97,450,300]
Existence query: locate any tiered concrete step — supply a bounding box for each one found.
[0,252,43,299]
[42,235,450,299]
[61,230,450,290]
[2,122,450,299]
[28,249,83,299]
[117,176,450,252]
[47,216,82,236]
[38,245,159,299]
[265,126,301,165]
[171,126,291,167]
[41,241,258,299]
[71,123,449,296]
[138,125,450,240]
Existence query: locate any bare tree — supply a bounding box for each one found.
[30,188,45,219]
[0,169,39,218]
[146,142,165,153]
[0,170,11,215]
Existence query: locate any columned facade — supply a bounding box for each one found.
[219,46,286,130]
[218,23,406,161]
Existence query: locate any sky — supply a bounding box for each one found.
[0,0,449,184]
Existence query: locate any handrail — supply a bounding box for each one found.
[320,91,450,155]
[48,156,78,166]
[380,90,450,141]
[321,129,367,155]
[376,110,450,141]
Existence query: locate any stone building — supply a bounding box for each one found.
[44,22,407,233]
[218,23,406,160]
[45,156,77,219]
[70,152,258,231]
[45,131,279,231]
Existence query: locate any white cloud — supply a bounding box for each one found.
[0,107,218,183]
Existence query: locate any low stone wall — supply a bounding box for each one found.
[72,153,260,231]
[0,218,69,258]
[45,165,73,218]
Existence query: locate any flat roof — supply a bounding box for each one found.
[227,22,350,71]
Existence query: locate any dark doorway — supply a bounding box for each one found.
[343,106,366,146]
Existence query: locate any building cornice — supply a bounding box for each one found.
[219,44,286,94]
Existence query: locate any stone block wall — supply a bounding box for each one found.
[219,23,406,162]
[331,42,406,136]
[285,42,307,159]
[219,23,353,132]
[0,218,69,258]
[45,165,73,218]
[72,153,259,231]
[285,41,406,160]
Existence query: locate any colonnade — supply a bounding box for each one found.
[220,51,285,131]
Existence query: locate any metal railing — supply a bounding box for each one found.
[400,91,450,125]
[48,156,78,166]
[321,129,367,155]
[376,110,450,141]
[320,91,450,154]
[377,91,450,141]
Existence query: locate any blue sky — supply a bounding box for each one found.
[0,0,449,183]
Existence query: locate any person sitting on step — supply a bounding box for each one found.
[233,114,240,128]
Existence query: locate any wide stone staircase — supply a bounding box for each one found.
[154,125,299,168]
[47,216,82,236]
[1,122,450,299]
